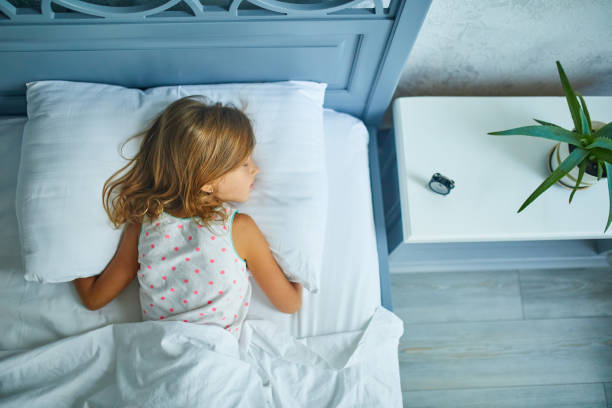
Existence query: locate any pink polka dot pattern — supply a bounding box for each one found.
[137,203,251,338]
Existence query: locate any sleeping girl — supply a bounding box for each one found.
[73,96,302,337]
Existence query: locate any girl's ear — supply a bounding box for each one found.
[200,184,214,194]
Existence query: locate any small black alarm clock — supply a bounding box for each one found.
[428,173,455,195]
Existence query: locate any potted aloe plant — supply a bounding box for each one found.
[488,61,612,232]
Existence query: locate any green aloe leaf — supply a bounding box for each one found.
[590,148,612,164]
[605,161,612,233]
[577,93,592,132]
[533,119,564,128]
[586,137,612,151]
[593,121,612,139]
[579,105,591,137]
[598,160,603,181]
[518,147,590,213]
[556,61,583,135]
[488,125,582,146]
[569,161,587,204]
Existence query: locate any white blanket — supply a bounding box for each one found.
[0,307,403,407]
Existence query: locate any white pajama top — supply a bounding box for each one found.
[137,204,251,337]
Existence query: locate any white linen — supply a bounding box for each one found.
[0,308,403,407]
[17,80,327,294]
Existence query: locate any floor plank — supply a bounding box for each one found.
[520,267,612,319]
[402,383,607,408]
[391,270,523,325]
[398,317,612,390]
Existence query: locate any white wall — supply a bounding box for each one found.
[382,0,612,127]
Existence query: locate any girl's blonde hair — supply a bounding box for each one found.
[103,95,255,229]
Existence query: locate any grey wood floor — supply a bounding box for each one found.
[391,267,612,408]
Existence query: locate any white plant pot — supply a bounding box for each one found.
[548,120,607,190]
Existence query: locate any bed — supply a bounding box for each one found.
[0,1,431,406]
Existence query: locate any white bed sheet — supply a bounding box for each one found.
[0,108,381,350]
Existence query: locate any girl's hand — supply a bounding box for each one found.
[73,222,141,310]
[233,214,302,314]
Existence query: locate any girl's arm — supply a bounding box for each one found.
[233,213,302,314]
[73,222,141,310]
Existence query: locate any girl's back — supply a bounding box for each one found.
[139,203,250,336]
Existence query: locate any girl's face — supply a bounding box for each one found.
[203,155,259,203]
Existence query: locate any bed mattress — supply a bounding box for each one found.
[0,107,382,349]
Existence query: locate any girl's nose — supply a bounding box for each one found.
[253,164,260,176]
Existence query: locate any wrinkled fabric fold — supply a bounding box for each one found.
[0,307,403,407]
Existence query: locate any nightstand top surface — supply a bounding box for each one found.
[393,96,612,243]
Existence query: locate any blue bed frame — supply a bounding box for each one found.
[0,0,431,311]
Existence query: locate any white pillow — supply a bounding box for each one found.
[16,80,327,293]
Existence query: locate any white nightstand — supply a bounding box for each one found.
[379,96,612,273]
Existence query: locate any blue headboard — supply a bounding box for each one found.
[0,0,431,127]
